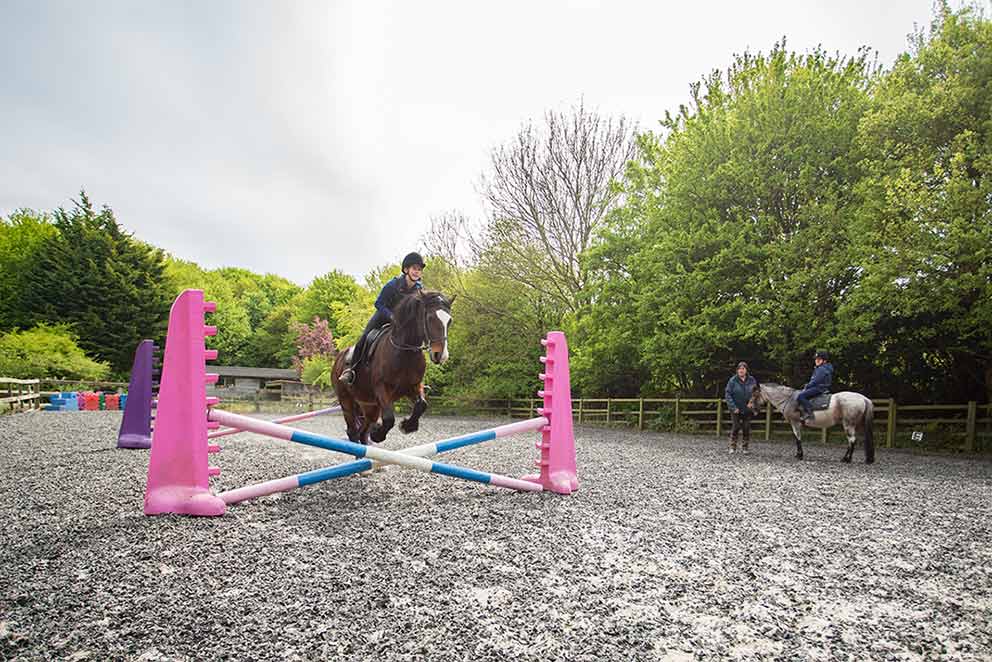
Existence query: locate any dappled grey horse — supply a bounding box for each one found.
[748,383,875,463]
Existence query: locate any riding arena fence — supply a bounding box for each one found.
[4,375,989,453]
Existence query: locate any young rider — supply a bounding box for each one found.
[797,350,833,423]
[339,252,425,385]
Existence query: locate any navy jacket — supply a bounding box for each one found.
[725,375,757,411]
[374,275,423,319]
[803,362,834,394]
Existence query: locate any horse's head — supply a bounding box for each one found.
[393,290,454,364]
[423,291,454,364]
[747,383,765,411]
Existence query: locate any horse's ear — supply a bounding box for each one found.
[449,294,457,306]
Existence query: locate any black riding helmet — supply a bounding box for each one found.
[402,252,426,271]
[815,349,830,360]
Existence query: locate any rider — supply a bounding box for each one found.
[339,252,425,385]
[797,350,833,423]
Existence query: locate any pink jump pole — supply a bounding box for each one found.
[208,405,342,440]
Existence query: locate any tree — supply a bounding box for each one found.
[295,270,362,339]
[18,192,173,374]
[845,4,992,402]
[587,45,874,394]
[478,102,637,316]
[0,210,58,331]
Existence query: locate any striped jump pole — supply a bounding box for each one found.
[208,405,341,440]
[208,409,544,494]
[218,416,548,505]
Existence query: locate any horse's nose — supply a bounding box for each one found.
[430,351,442,364]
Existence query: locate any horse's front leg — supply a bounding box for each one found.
[841,422,856,463]
[369,384,395,444]
[791,421,804,460]
[371,402,395,444]
[400,384,428,434]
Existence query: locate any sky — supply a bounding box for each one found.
[0,0,954,285]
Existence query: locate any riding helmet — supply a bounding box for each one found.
[402,252,426,270]
[815,349,830,360]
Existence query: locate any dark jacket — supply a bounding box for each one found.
[725,374,757,411]
[374,275,423,319]
[803,362,833,394]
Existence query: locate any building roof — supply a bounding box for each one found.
[214,366,298,379]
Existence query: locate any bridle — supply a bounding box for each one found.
[389,295,449,352]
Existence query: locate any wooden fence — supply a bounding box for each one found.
[265,393,990,453]
[4,375,990,453]
[0,378,42,412]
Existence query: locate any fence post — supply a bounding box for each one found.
[507,398,512,417]
[578,398,584,424]
[886,398,897,448]
[254,390,260,413]
[966,401,977,452]
[715,400,723,437]
[674,396,681,432]
[638,398,644,431]
[765,402,772,441]
[606,399,611,424]
[821,427,828,444]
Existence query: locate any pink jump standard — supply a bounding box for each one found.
[143,289,578,517]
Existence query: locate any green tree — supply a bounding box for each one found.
[587,44,873,394]
[0,210,58,331]
[845,4,992,402]
[18,192,172,374]
[296,270,362,338]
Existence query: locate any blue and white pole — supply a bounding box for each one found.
[208,410,547,504]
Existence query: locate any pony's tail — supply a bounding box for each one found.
[863,399,876,464]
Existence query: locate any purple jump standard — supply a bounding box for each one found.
[218,416,549,504]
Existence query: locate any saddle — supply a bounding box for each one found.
[808,392,832,410]
[348,324,391,366]
[784,391,832,418]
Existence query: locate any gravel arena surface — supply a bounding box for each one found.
[1,411,991,661]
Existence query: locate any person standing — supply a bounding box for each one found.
[725,361,757,454]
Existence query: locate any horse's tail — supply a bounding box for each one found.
[863,397,876,464]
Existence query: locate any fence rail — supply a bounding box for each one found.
[0,378,42,412]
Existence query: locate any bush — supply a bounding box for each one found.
[0,324,110,380]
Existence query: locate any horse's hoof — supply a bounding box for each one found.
[399,418,418,434]
[795,452,803,460]
[841,456,852,463]
[370,427,387,444]
[865,457,875,465]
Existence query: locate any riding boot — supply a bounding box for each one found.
[340,352,360,386]
[728,435,737,453]
[742,435,750,454]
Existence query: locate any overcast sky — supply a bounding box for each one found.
[1,1,952,285]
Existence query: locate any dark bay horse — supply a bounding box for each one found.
[748,383,875,464]
[332,290,453,444]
